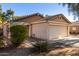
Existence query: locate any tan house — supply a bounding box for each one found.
[11,13,71,40]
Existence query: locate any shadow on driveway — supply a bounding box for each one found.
[48,39,79,47]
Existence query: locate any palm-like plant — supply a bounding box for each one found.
[0,5,14,23]
[6,9,14,33]
[6,8,14,21]
[0,5,14,39]
[0,5,3,23]
[1,12,6,22]
[0,5,2,15]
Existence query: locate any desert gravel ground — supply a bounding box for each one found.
[47,47,79,56]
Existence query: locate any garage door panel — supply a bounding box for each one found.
[49,26,67,40]
[32,23,48,39]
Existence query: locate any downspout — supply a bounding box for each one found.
[30,24,32,37]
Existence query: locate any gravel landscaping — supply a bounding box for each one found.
[0,48,33,56]
[0,38,46,56]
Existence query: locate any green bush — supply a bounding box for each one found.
[10,25,28,47]
[0,38,5,48]
[33,41,48,52]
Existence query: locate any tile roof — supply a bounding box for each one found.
[44,14,71,23]
[12,13,71,23]
[12,13,44,22]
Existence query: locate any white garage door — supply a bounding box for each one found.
[49,25,68,40]
[32,23,48,39]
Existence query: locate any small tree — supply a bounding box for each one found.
[10,25,28,47]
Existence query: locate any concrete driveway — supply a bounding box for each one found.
[25,37,79,47]
[48,38,79,47]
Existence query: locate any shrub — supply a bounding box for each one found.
[0,29,3,36]
[10,25,28,47]
[50,42,65,48]
[0,38,5,48]
[33,41,48,52]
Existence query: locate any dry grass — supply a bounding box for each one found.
[47,47,79,56]
[17,43,33,48]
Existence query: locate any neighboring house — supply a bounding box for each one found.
[70,21,79,35]
[11,13,71,40]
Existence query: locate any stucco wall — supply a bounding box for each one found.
[3,21,10,38]
[49,16,69,24]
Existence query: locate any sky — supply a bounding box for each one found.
[0,3,77,22]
